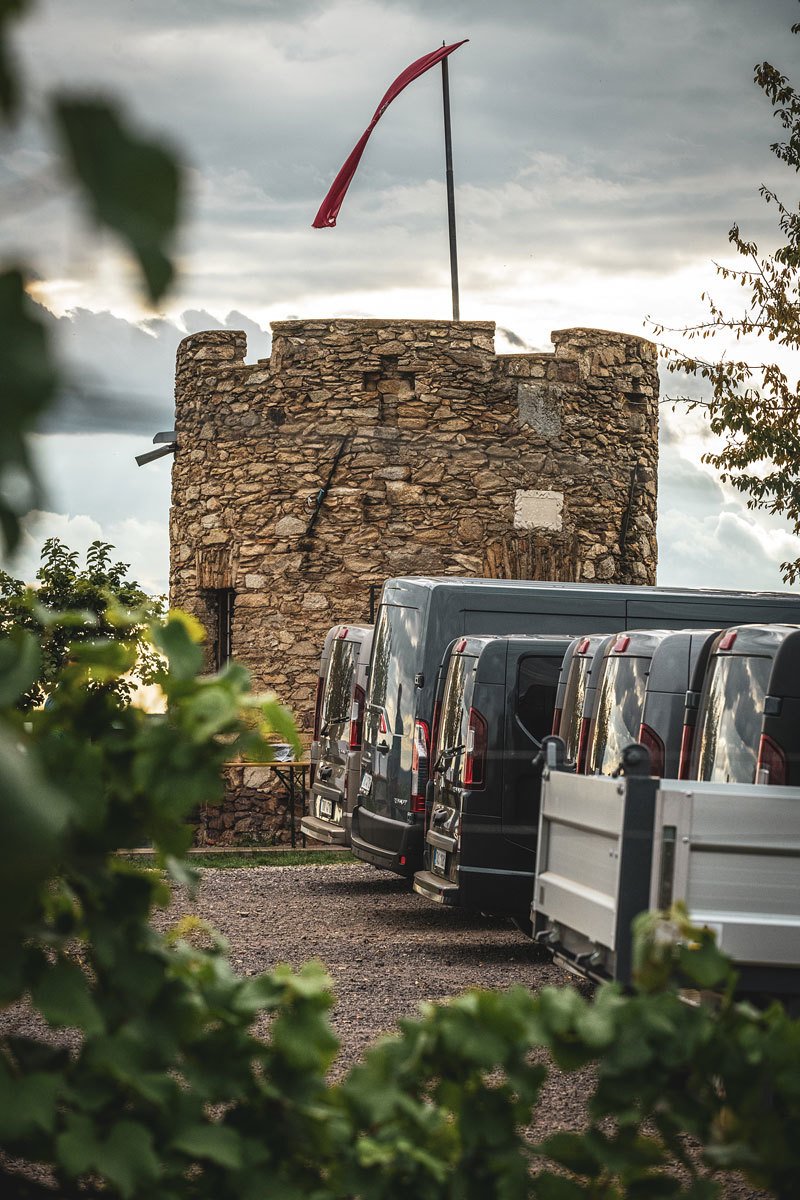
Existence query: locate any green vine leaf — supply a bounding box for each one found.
[53,96,183,303]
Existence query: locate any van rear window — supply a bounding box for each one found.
[367,603,422,736]
[516,655,561,743]
[436,653,477,786]
[695,654,772,783]
[588,656,649,775]
[560,656,591,762]
[321,640,358,732]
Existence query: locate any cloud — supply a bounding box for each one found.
[34,305,270,435]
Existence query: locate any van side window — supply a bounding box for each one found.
[516,656,561,742]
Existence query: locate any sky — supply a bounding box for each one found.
[3,0,800,595]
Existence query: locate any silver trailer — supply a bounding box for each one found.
[532,755,800,999]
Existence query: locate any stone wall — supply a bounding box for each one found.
[194,764,304,846]
[170,319,658,842]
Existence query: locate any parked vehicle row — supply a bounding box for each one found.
[302,576,800,996]
[351,577,800,879]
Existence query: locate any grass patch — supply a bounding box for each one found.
[118,849,358,869]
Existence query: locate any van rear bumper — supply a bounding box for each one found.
[351,805,423,876]
[300,814,349,846]
[412,870,459,905]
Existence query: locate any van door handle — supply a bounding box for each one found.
[377,740,390,753]
[318,766,332,780]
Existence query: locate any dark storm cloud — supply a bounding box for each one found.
[38,305,271,435]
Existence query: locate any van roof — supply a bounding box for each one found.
[712,624,800,653]
[383,577,800,601]
[456,633,575,654]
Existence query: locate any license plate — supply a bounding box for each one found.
[319,797,333,819]
[359,772,372,796]
[433,847,447,874]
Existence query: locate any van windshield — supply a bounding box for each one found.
[321,639,358,732]
[588,656,649,775]
[436,653,477,785]
[366,603,422,739]
[695,654,772,783]
[560,655,591,761]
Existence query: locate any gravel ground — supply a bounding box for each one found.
[1,860,767,1196]
[167,862,767,1197]
[167,862,575,1078]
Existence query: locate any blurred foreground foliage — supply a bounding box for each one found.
[0,610,799,1200]
[0,0,182,555]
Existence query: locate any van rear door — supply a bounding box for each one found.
[502,649,564,851]
[362,601,424,821]
[587,651,650,775]
[693,651,773,783]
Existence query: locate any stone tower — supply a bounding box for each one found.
[169,319,658,735]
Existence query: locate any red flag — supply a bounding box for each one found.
[312,39,468,229]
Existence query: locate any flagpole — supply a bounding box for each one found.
[441,50,460,321]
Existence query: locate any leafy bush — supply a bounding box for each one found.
[0,538,165,709]
[1,611,799,1200]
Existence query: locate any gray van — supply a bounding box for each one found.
[584,629,722,777]
[413,634,572,919]
[638,628,721,777]
[351,577,800,877]
[552,634,615,772]
[301,623,373,845]
[310,625,339,786]
[686,624,800,786]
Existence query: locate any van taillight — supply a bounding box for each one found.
[756,733,786,786]
[638,723,664,777]
[551,707,563,735]
[313,677,324,738]
[464,708,488,788]
[379,711,388,736]
[576,716,591,773]
[677,724,694,780]
[411,719,430,813]
[349,685,365,750]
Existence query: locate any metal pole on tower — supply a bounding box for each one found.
[441,49,460,321]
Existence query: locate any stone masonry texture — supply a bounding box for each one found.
[170,319,658,843]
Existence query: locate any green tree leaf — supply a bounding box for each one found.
[0,628,40,704]
[172,1124,244,1169]
[53,97,182,303]
[0,269,57,553]
[0,0,32,119]
[31,957,103,1034]
[95,1121,161,1197]
[152,613,205,681]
